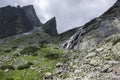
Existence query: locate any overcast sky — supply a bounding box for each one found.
[0,0,117,33]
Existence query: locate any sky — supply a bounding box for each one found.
[0,0,117,33]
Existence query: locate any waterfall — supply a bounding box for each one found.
[62,27,83,50]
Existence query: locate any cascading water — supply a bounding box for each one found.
[62,27,83,50]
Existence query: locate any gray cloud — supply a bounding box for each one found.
[0,0,117,33]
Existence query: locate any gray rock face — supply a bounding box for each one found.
[22,5,42,27]
[0,5,42,39]
[42,17,58,36]
[63,0,120,50]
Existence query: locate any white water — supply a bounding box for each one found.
[62,27,83,50]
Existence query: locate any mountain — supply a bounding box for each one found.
[62,0,120,50]
[1,0,120,80]
[42,17,58,36]
[0,5,42,38]
[58,0,120,80]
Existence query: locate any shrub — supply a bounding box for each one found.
[6,78,14,80]
[27,62,33,65]
[113,38,120,45]
[31,52,38,56]
[0,65,15,70]
[11,46,18,50]
[3,48,11,53]
[45,52,60,60]
[20,46,39,55]
[17,64,30,70]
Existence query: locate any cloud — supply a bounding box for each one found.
[0,0,117,33]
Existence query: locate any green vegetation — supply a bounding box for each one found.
[0,43,66,80]
[0,65,15,70]
[20,46,39,56]
[113,38,120,45]
[17,64,30,70]
[0,70,5,80]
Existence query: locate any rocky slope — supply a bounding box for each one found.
[0,5,42,39]
[56,0,120,80]
[62,0,120,50]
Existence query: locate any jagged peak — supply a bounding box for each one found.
[22,5,34,9]
[42,17,58,36]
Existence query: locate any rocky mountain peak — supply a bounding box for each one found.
[0,5,42,38]
[22,5,42,27]
[42,17,58,36]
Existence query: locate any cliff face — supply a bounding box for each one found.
[62,0,120,50]
[42,17,58,36]
[0,5,42,38]
[22,5,42,27]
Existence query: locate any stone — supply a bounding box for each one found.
[96,47,104,52]
[113,66,120,75]
[101,65,111,73]
[55,68,63,74]
[89,59,98,66]
[44,72,52,79]
[56,62,63,67]
[107,60,119,65]
[4,69,9,73]
[85,52,97,59]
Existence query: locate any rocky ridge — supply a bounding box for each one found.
[0,5,42,38]
[52,0,120,80]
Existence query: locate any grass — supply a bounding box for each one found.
[0,70,5,80]
[0,44,65,80]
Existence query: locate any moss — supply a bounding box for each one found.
[113,38,120,45]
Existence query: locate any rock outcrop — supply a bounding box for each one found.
[0,5,42,38]
[42,17,58,36]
